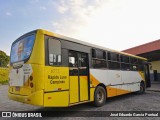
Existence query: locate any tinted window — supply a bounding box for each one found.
[108,52,119,61]
[131,64,138,71]
[92,49,106,59]
[79,53,87,76]
[130,57,137,64]
[120,55,129,63]
[138,65,144,71]
[69,51,78,76]
[121,63,130,70]
[108,61,120,70]
[138,59,143,64]
[96,50,103,59]
[79,54,87,67]
[92,49,96,58]
[107,52,111,60]
[92,59,106,68]
[48,38,61,65]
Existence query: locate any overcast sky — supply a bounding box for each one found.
[1,0,160,55]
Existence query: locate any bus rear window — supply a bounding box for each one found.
[10,34,35,63]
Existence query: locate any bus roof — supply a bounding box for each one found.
[38,29,147,60]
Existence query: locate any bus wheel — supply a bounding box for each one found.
[94,86,106,107]
[137,82,145,94]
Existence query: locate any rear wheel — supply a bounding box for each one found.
[137,82,145,94]
[94,86,106,107]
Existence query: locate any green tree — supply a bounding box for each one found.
[0,50,10,67]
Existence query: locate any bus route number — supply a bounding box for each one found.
[51,69,59,73]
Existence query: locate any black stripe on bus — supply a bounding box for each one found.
[44,89,69,93]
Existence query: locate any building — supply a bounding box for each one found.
[123,40,160,82]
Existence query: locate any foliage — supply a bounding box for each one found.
[0,50,10,67]
[0,80,8,84]
[0,67,9,84]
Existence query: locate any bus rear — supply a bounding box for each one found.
[8,30,45,106]
[8,29,71,107]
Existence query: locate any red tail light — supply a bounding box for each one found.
[58,88,62,90]
[30,83,33,88]
[30,76,33,81]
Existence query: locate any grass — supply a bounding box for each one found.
[0,67,9,84]
[0,80,8,84]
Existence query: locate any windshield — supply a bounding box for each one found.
[10,34,35,63]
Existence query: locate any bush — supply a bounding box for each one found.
[0,67,9,84]
[0,50,9,67]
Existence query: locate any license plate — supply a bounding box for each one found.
[15,87,20,91]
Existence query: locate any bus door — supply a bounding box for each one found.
[144,63,151,87]
[69,51,89,104]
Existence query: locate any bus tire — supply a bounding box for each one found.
[94,86,106,107]
[137,82,145,94]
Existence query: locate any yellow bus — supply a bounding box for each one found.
[8,29,151,107]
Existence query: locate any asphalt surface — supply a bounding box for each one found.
[0,85,160,120]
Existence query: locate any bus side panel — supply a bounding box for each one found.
[69,76,79,103]
[90,69,122,85]
[44,67,69,92]
[129,83,140,92]
[80,76,88,101]
[107,86,117,97]
[90,69,143,97]
[91,69,143,86]
[44,91,69,107]
[107,83,140,97]
[44,67,69,106]
[121,71,142,84]
[90,88,95,101]
[117,84,130,95]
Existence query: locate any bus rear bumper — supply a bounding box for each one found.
[8,90,44,106]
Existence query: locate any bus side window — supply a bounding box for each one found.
[69,51,78,76]
[69,57,75,67]
[91,48,107,69]
[120,55,130,71]
[48,38,61,66]
[132,65,137,71]
[107,52,120,70]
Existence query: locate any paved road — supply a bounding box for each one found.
[0,85,160,120]
[0,85,40,111]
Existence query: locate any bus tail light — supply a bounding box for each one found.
[58,88,61,90]
[30,83,33,88]
[30,76,33,81]
[25,98,31,102]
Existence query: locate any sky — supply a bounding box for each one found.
[1,0,160,55]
